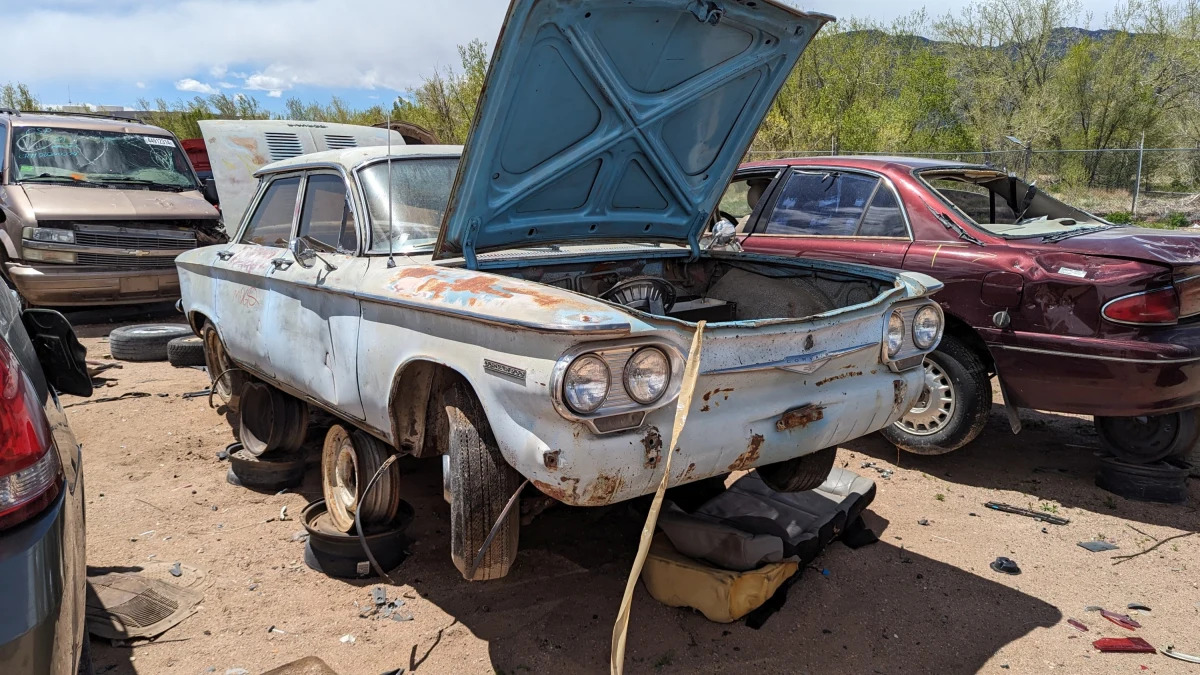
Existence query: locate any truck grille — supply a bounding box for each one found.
[74,230,196,251]
[77,253,178,269]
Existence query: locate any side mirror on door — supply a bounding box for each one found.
[20,309,92,397]
[202,178,220,206]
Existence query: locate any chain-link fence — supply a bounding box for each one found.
[744,147,1200,224]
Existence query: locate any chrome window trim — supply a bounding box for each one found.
[233,171,305,247]
[992,344,1200,365]
[352,155,461,256]
[295,168,363,256]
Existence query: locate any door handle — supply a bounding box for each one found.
[216,250,235,261]
[270,257,293,271]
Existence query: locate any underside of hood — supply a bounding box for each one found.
[435,0,832,266]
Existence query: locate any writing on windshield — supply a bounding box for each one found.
[11,127,197,190]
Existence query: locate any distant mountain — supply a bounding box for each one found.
[833,26,1134,59]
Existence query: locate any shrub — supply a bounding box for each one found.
[1164,212,1190,228]
[1106,211,1133,223]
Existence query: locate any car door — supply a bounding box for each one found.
[260,170,367,419]
[740,167,912,269]
[207,173,304,378]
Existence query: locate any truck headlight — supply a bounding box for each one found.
[23,227,75,244]
[624,347,670,404]
[22,247,77,264]
[563,354,609,413]
[886,311,905,358]
[912,305,942,349]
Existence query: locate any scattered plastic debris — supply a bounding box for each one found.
[1093,637,1155,653]
[339,634,356,644]
[279,506,290,522]
[859,462,893,479]
[1078,540,1119,553]
[268,626,287,635]
[990,557,1021,575]
[1084,606,1102,612]
[360,588,413,622]
[1127,603,1151,612]
[917,519,930,526]
[1100,609,1141,630]
[1067,619,1088,632]
[984,502,1070,525]
[1164,646,1200,664]
[169,562,182,578]
[291,531,309,543]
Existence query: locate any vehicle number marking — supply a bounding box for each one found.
[143,136,176,147]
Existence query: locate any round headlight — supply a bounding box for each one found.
[563,354,610,413]
[886,311,905,358]
[912,305,941,349]
[624,348,670,405]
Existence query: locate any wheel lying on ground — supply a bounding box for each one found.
[108,324,194,362]
[226,442,306,492]
[202,323,247,412]
[1094,409,1200,465]
[881,334,992,455]
[166,336,206,367]
[321,425,402,533]
[442,379,523,581]
[756,446,837,492]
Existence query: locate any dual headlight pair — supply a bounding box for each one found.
[562,347,670,414]
[886,305,941,358]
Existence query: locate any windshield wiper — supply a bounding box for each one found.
[925,203,986,246]
[1042,224,1116,243]
[21,173,105,187]
[96,178,188,192]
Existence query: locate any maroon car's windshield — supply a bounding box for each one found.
[918,169,1110,240]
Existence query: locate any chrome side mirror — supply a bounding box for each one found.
[702,218,741,252]
[288,237,316,268]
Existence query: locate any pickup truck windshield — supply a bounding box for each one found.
[11,126,198,191]
[360,157,459,253]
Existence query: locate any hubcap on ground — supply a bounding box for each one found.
[894,358,956,437]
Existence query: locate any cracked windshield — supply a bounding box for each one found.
[11,126,198,190]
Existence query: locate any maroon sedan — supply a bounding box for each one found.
[722,156,1200,463]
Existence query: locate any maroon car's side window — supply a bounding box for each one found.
[763,171,906,238]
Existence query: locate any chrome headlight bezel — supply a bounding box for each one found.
[912,305,942,349]
[623,347,671,405]
[885,311,905,358]
[551,338,686,433]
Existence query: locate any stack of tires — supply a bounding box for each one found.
[225,382,311,492]
[1093,413,1197,504]
[108,324,206,367]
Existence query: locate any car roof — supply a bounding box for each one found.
[1,111,173,135]
[256,144,464,177]
[742,155,999,173]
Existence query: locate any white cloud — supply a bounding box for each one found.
[4,0,507,95]
[267,90,282,98]
[216,81,236,89]
[135,81,146,89]
[175,78,218,94]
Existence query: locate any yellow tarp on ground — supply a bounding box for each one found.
[640,533,798,624]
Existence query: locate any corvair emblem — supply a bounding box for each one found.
[484,359,526,383]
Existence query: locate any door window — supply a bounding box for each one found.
[763,171,905,237]
[716,174,775,231]
[298,174,356,252]
[241,176,301,247]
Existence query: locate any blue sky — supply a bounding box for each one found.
[6,0,1123,114]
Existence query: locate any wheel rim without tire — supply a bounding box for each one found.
[203,327,234,400]
[322,426,359,532]
[1097,414,1182,463]
[894,358,956,437]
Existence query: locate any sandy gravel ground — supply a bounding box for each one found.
[67,317,1199,675]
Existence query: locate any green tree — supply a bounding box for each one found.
[1,82,38,111]
[394,39,490,144]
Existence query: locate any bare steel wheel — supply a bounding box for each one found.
[896,359,956,436]
[202,323,246,412]
[321,425,400,533]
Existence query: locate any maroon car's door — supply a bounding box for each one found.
[739,167,912,268]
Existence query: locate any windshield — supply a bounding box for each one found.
[919,170,1109,239]
[359,157,459,253]
[10,126,198,190]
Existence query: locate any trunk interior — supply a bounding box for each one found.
[496,257,887,322]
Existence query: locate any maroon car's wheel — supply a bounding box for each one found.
[882,335,992,455]
[1094,410,1200,465]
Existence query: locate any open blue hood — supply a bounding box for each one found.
[434,0,832,266]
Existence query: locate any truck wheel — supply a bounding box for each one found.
[167,336,207,367]
[442,380,522,581]
[1094,410,1200,465]
[757,446,837,492]
[202,323,247,412]
[882,334,991,455]
[108,324,194,362]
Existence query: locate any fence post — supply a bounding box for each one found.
[1132,131,1145,217]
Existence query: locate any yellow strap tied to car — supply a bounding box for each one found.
[610,321,706,675]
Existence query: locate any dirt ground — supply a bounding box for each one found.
[68,315,1199,675]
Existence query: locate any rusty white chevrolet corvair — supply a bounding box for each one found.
[176,0,945,581]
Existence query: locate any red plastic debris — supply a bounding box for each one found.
[1100,609,1142,630]
[1093,637,1156,654]
[1067,619,1089,632]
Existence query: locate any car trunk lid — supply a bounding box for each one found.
[433,0,833,267]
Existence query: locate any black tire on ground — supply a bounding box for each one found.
[1094,409,1200,464]
[108,324,194,362]
[202,323,247,412]
[442,379,522,581]
[881,334,992,455]
[756,446,837,492]
[166,336,207,367]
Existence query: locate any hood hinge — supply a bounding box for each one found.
[689,1,724,25]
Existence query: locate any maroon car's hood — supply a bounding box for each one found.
[1034,226,1200,266]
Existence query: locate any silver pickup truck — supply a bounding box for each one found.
[177,0,944,581]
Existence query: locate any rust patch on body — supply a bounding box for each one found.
[729,434,765,471]
[532,480,569,502]
[776,404,825,431]
[683,462,697,479]
[702,388,735,402]
[543,450,560,470]
[700,404,710,412]
[815,371,862,387]
[581,474,623,505]
[391,267,440,280]
[642,427,663,469]
[892,379,909,418]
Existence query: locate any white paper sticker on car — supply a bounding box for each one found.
[143,136,175,148]
[1057,267,1087,278]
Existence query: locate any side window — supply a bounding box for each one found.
[241,176,301,247]
[0,123,7,175]
[298,174,356,252]
[857,186,908,237]
[717,174,775,231]
[764,172,879,236]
